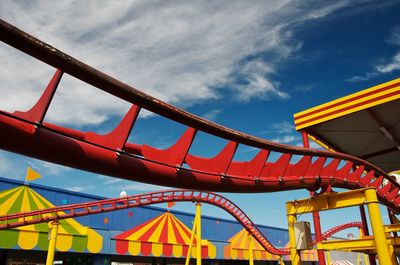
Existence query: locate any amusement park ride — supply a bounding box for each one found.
[0,18,400,265]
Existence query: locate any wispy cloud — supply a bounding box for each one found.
[347,24,400,82]
[0,1,357,127]
[202,109,222,122]
[124,183,167,193]
[232,60,290,102]
[67,185,95,193]
[272,135,297,144]
[272,121,295,134]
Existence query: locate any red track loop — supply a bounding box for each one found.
[0,19,400,213]
[0,189,289,255]
[319,222,363,242]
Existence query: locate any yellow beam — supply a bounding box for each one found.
[286,203,301,265]
[196,203,202,265]
[316,237,400,252]
[286,188,375,215]
[365,189,392,265]
[46,221,59,265]
[185,206,199,265]
[385,224,400,233]
[287,188,396,265]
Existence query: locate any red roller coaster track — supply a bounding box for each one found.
[0,189,286,254]
[0,189,364,256]
[0,19,399,212]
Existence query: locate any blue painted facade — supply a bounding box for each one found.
[0,176,293,264]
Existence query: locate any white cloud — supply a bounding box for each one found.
[232,60,290,102]
[0,0,357,127]
[203,109,222,121]
[376,53,400,73]
[124,183,167,193]
[272,135,297,144]
[272,121,295,134]
[386,25,400,46]
[67,185,95,193]
[348,24,400,82]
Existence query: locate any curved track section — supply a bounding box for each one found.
[320,222,363,241]
[0,189,289,255]
[1,19,400,212]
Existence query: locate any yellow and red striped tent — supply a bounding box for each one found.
[115,212,216,258]
[223,228,281,261]
[224,228,317,261]
[0,185,102,253]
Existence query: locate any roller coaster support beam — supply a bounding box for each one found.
[359,228,370,265]
[196,203,202,265]
[286,205,301,265]
[185,202,202,265]
[302,130,326,265]
[286,188,391,265]
[46,220,59,265]
[365,189,392,265]
[360,205,376,265]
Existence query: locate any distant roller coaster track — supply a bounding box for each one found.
[0,18,399,215]
[0,189,364,255]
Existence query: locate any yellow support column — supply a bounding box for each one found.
[248,232,254,265]
[326,251,331,265]
[46,220,59,265]
[364,189,391,265]
[195,202,202,265]
[286,203,301,265]
[185,210,198,265]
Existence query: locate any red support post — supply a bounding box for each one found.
[302,131,326,265]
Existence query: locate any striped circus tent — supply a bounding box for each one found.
[0,185,102,253]
[114,212,216,258]
[223,228,281,261]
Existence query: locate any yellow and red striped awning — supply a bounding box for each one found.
[294,78,400,131]
[114,212,216,258]
[0,186,103,253]
[223,228,281,261]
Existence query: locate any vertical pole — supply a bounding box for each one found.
[388,244,398,265]
[364,189,391,265]
[185,212,198,265]
[387,208,398,236]
[326,251,331,265]
[46,220,59,265]
[286,202,301,265]
[360,205,376,265]
[302,130,326,265]
[196,202,202,265]
[248,232,254,265]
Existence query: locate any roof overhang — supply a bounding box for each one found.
[294,78,400,173]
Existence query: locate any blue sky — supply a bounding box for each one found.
[0,0,400,238]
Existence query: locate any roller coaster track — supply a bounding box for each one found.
[0,189,287,254]
[320,222,362,242]
[0,188,364,256]
[0,19,399,213]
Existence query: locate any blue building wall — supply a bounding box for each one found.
[0,176,290,260]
